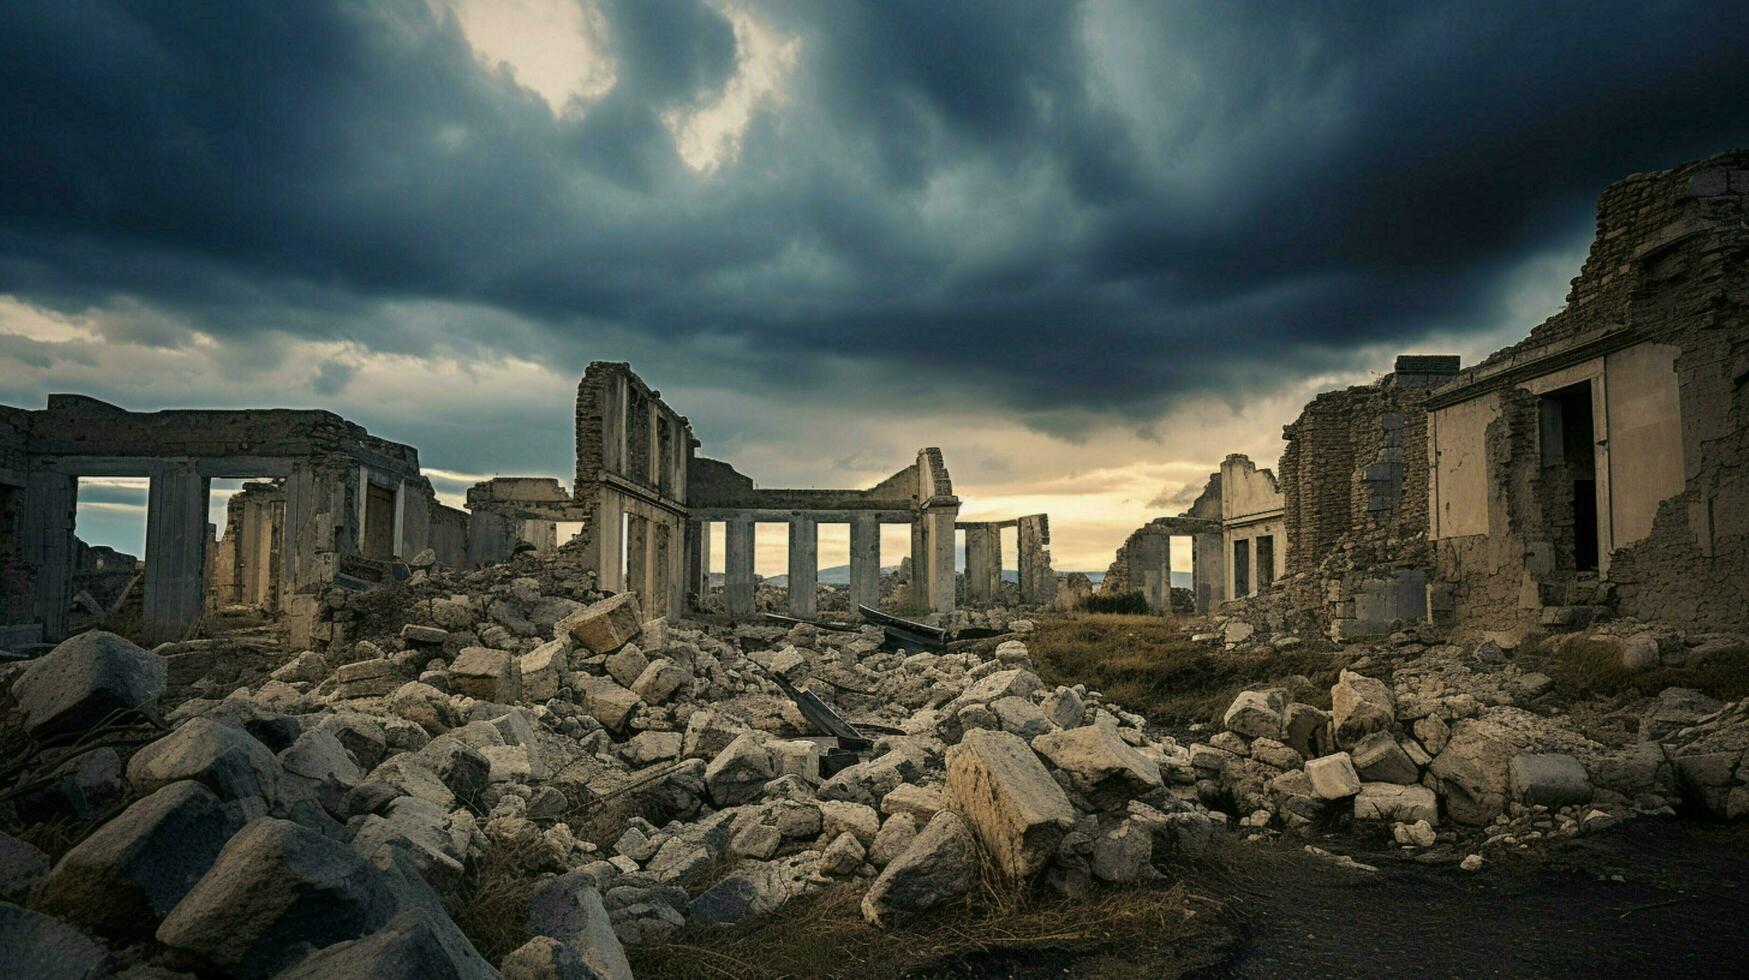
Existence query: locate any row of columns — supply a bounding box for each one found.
[703,509,956,620]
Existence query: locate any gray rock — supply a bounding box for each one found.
[14,631,164,737]
[945,729,1073,879]
[689,863,789,927]
[0,901,108,980]
[1508,753,1593,807]
[704,733,774,807]
[157,818,398,979]
[860,810,977,927]
[1222,689,1286,739]
[528,872,634,980]
[126,717,284,805]
[1304,752,1363,800]
[502,936,602,980]
[1352,782,1438,824]
[1031,724,1162,809]
[1639,687,1725,742]
[1331,670,1395,747]
[1090,818,1154,882]
[271,906,496,980]
[566,593,643,656]
[35,780,239,938]
[0,832,49,903]
[1349,731,1420,785]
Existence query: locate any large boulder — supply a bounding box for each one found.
[945,729,1074,879]
[1349,732,1420,785]
[34,781,239,938]
[0,901,108,980]
[1429,720,1513,825]
[566,593,643,655]
[271,907,496,980]
[577,676,641,733]
[527,871,634,980]
[156,818,398,979]
[704,733,774,807]
[14,631,164,737]
[1222,689,1287,740]
[1031,724,1162,809]
[631,658,690,706]
[1331,670,1394,747]
[502,936,598,980]
[1352,782,1438,824]
[448,648,521,703]
[1304,752,1363,800]
[519,640,570,703]
[1508,753,1593,807]
[0,833,49,903]
[860,810,978,927]
[127,717,285,805]
[1639,688,1725,742]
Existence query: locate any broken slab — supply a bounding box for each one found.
[1508,753,1593,808]
[945,729,1074,879]
[567,593,643,655]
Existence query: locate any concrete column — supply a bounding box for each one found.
[1017,515,1056,606]
[1142,532,1171,614]
[144,463,209,644]
[589,494,625,592]
[725,515,755,619]
[683,519,706,599]
[21,470,77,642]
[625,514,649,604]
[963,525,997,604]
[848,515,880,610]
[909,520,929,609]
[787,514,817,619]
[1193,532,1224,613]
[925,506,957,614]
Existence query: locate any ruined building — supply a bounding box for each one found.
[1103,454,1285,616]
[1277,354,1459,637]
[1424,151,1749,634]
[0,396,462,647]
[471,362,1054,623]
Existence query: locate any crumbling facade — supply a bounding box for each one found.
[1279,355,1458,637]
[0,395,450,645]
[207,480,285,611]
[1220,454,1286,600]
[1426,151,1749,634]
[1104,472,1223,614]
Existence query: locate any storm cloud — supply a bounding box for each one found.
[3,0,1746,566]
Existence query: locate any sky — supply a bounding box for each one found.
[3,0,1747,574]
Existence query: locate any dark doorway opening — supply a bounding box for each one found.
[1233,538,1251,596]
[363,482,396,560]
[1539,381,1600,573]
[1256,535,1276,590]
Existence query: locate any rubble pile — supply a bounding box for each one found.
[0,550,1218,978]
[1188,623,1749,864]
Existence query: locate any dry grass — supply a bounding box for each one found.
[1028,613,1354,727]
[1524,637,1749,702]
[449,838,546,964]
[631,844,1228,979]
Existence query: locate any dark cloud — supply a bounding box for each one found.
[2,0,1747,424]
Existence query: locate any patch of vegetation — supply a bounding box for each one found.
[1078,590,1152,615]
[1524,637,1749,703]
[631,847,1229,980]
[1028,613,1354,727]
[449,838,544,965]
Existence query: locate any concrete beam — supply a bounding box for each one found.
[143,463,209,644]
[688,507,913,524]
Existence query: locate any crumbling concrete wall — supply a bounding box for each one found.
[1104,469,1224,615]
[207,481,284,611]
[0,395,452,645]
[1428,151,1749,634]
[1280,355,1458,637]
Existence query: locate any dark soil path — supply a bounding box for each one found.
[1184,818,1749,979]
